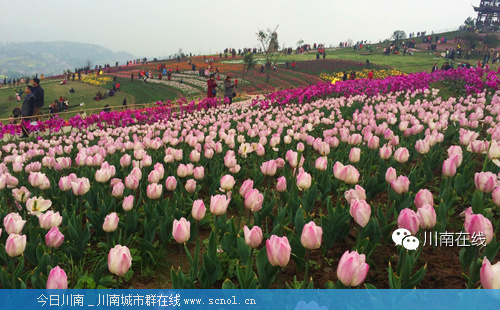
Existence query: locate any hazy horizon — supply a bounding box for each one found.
[1,0,479,59]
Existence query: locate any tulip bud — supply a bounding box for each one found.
[296,171,312,191]
[177,164,188,178]
[260,160,277,176]
[210,194,230,216]
[276,176,287,192]
[243,225,263,248]
[391,175,410,194]
[315,157,328,171]
[301,221,323,250]
[417,204,437,230]
[165,176,177,191]
[394,147,410,163]
[38,210,63,230]
[46,266,68,289]
[148,170,161,184]
[185,179,197,193]
[220,175,235,191]
[122,195,134,212]
[349,148,361,163]
[108,245,132,277]
[71,177,90,196]
[475,172,497,193]
[193,167,205,180]
[192,200,206,221]
[414,189,434,208]
[465,213,494,245]
[245,189,264,212]
[336,250,369,287]
[397,208,420,235]
[344,165,360,185]
[349,199,371,227]
[172,217,191,244]
[480,257,500,289]
[103,212,119,233]
[45,226,65,248]
[345,185,366,205]
[112,182,125,198]
[3,212,26,235]
[120,154,131,167]
[5,233,26,257]
[146,183,162,199]
[266,235,291,267]
[492,187,500,206]
[442,158,457,177]
[239,179,254,198]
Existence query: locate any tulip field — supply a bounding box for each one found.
[1,66,500,290]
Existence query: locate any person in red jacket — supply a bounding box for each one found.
[368,70,374,80]
[207,74,217,98]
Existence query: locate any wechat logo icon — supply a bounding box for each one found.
[392,228,420,251]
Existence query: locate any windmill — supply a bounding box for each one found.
[268,25,279,52]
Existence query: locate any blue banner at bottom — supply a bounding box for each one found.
[2,289,499,310]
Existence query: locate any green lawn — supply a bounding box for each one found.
[0,77,180,120]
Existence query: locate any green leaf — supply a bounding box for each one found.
[294,207,305,237]
[222,279,238,289]
[324,281,336,289]
[256,248,279,289]
[237,237,250,265]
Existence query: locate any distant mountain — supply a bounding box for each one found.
[0,41,135,79]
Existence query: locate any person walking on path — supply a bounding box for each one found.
[207,74,217,98]
[21,85,36,137]
[32,78,44,118]
[224,75,235,105]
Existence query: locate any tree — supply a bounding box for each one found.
[241,52,257,79]
[464,17,475,28]
[391,30,406,44]
[296,39,304,49]
[462,33,479,50]
[257,27,281,84]
[86,59,92,70]
[484,34,500,49]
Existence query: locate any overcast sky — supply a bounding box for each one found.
[1,0,477,58]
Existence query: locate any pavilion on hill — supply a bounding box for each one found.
[474,0,500,31]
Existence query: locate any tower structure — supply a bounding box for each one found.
[474,0,500,30]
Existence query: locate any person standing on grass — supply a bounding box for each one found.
[207,74,217,98]
[123,96,127,110]
[32,78,44,118]
[21,86,36,137]
[431,63,438,73]
[368,70,373,80]
[224,75,235,105]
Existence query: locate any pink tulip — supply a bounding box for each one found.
[210,194,230,216]
[239,179,254,198]
[146,183,162,199]
[275,158,285,169]
[122,195,134,212]
[46,266,68,289]
[447,145,463,166]
[391,176,410,194]
[112,182,125,198]
[442,158,457,177]
[367,136,380,150]
[185,179,197,193]
[488,140,500,160]
[45,226,65,248]
[480,257,500,289]
[3,212,26,235]
[243,226,263,248]
[148,170,161,184]
[245,189,264,212]
[229,164,241,174]
[417,204,437,230]
[5,233,26,257]
[475,172,497,193]
[26,196,52,216]
[345,185,366,205]
[315,157,328,171]
[172,217,191,244]
[193,167,205,180]
[192,200,206,221]
[130,167,142,180]
[349,148,361,163]
[394,147,410,163]
[124,175,139,190]
[300,221,323,250]
[415,139,430,154]
[343,165,360,185]
[261,160,277,176]
[165,176,177,191]
[38,211,62,230]
[28,172,45,187]
[189,150,201,163]
[12,187,30,203]
[120,154,131,167]
[492,187,500,206]
[349,199,371,227]
[220,175,235,191]
[336,250,369,287]
[71,177,90,196]
[103,212,119,233]
[266,235,291,267]
[414,189,433,208]
[296,171,312,190]
[58,176,72,191]
[397,208,420,235]
[276,177,287,192]
[333,161,345,180]
[108,245,132,277]
[465,213,494,245]
[379,146,392,160]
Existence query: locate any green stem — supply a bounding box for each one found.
[302,250,311,289]
[247,209,251,225]
[278,267,282,289]
[179,244,183,270]
[10,258,16,289]
[467,246,480,289]
[214,215,218,244]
